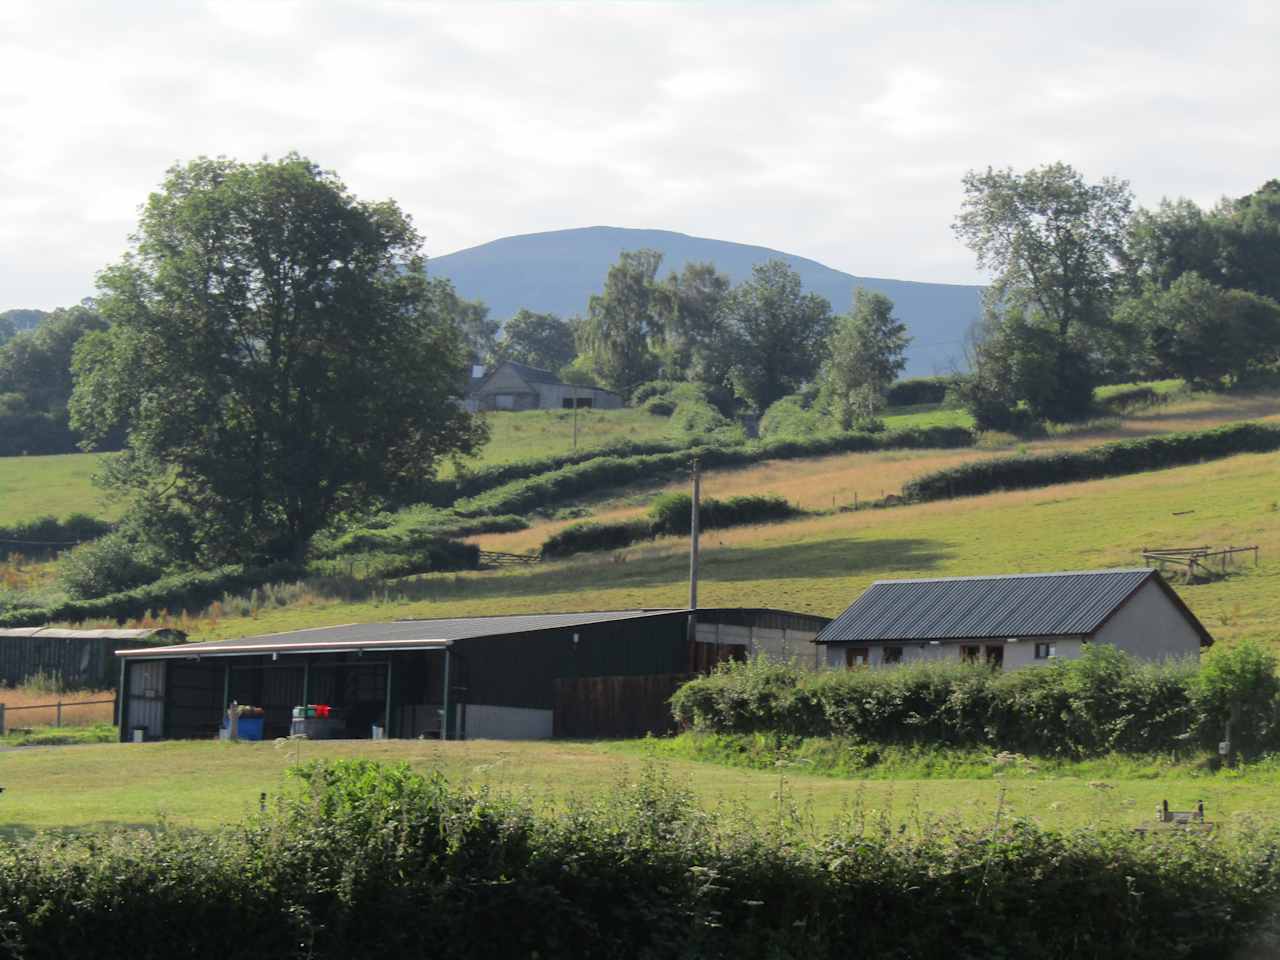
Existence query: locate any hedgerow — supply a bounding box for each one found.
[885,375,962,407]
[1,758,1277,959]
[541,493,796,558]
[0,513,113,560]
[457,425,973,518]
[902,420,1280,503]
[670,643,1280,758]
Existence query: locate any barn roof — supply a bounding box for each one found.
[117,607,831,659]
[116,609,685,658]
[0,627,184,641]
[816,568,1212,645]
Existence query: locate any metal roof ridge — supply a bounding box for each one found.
[867,568,1153,586]
[389,608,682,624]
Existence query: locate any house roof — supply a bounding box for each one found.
[816,568,1212,646]
[501,360,562,385]
[116,609,686,659]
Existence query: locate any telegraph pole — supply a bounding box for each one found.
[689,458,700,610]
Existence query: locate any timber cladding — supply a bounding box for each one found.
[0,628,182,689]
[553,674,693,738]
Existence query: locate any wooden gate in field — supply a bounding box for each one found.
[553,673,694,739]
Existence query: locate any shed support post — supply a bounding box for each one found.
[441,649,451,742]
[302,657,310,707]
[222,662,230,714]
[384,656,393,739]
[117,658,128,741]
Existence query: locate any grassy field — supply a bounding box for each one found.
[2,737,1277,837]
[0,452,117,525]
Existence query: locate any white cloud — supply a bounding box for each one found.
[1,0,1276,307]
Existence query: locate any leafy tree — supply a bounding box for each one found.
[820,288,909,429]
[652,261,732,383]
[1215,179,1280,302]
[576,249,664,394]
[955,164,1131,420]
[444,294,499,367]
[497,309,576,371]
[1115,273,1280,388]
[720,259,833,412]
[0,315,13,346]
[1123,197,1222,292]
[0,302,110,454]
[71,154,486,564]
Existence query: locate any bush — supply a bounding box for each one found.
[902,420,1280,503]
[641,395,676,417]
[57,530,168,599]
[1,757,1278,959]
[650,492,795,535]
[541,519,655,559]
[886,375,962,407]
[758,394,828,438]
[671,647,1236,758]
[313,514,526,558]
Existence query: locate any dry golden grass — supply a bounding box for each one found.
[0,685,116,728]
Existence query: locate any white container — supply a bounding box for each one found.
[371,724,384,740]
[131,727,146,743]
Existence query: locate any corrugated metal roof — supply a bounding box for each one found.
[117,609,685,658]
[817,569,1169,643]
[0,627,183,641]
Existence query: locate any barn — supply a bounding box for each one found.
[0,626,183,689]
[115,607,828,741]
[816,568,1212,669]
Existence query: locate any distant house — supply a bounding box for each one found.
[467,361,622,412]
[816,568,1212,670]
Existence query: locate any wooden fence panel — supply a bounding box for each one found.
[553,673,694,739]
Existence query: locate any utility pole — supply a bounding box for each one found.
[689,458,700,610]
[572,386,578,450]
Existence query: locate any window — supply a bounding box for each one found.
[882,646,903,665]
[845,647,869,668]
[984,645,1004,669]
[1035,642,1056,660]
[960,645,980,664]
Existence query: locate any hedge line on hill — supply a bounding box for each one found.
[541,493,795,559]
[885,375,962,407]
[0,513,114,560]
[3,758,1277,960]
[311,514,526,558]
[457,425,973,518]
[902,420,1280,503]
[670,644,1280,757]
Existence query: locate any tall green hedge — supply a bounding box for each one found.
[2,758,1277,959]
[902,420,1280,503]
[0,513,113,560]
[671,644,1280,758]
[458,425,972,518]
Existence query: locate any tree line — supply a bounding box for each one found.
[954,165,1280,429]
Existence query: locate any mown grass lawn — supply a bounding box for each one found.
[2,738,1278,837]
[0,452,117,525]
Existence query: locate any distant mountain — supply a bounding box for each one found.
[429,226,982,377]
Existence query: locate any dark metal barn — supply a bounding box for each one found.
[115,608,829,741]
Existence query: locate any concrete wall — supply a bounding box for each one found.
[697,622,821,668]
[464,704,554,740]
[1093,580,1205,661]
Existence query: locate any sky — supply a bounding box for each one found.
[3,0,1277,309]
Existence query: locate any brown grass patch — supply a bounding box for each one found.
[0,686,116,728]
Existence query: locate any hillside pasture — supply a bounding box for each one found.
[1,737,1278,837]
[0,452,116,525]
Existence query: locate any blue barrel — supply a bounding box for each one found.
[237,717,265,741]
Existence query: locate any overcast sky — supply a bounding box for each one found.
[3,0,1277,309]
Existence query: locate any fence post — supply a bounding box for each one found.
[55,700,62,728]
[0,703,5,736]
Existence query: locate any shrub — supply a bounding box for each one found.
[641,395,676,417]
[885,375,961,407]
[541,519,655,559]
[671,648,1239,758]
[650,492,795,535]
[57,530,168,599]
[902,420,1280,503]
[758,394,829,438]
[1,758,1277,959]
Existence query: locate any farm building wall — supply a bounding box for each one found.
[1092,580,1205,661]
[0,631,175,689]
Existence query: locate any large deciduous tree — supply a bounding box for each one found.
[576,249,664,394]
[71,155,485,563]
[652,261,732,384]
[720,259,833,412]
[821,288,909,429]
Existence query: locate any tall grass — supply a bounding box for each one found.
[0,682,115,727]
